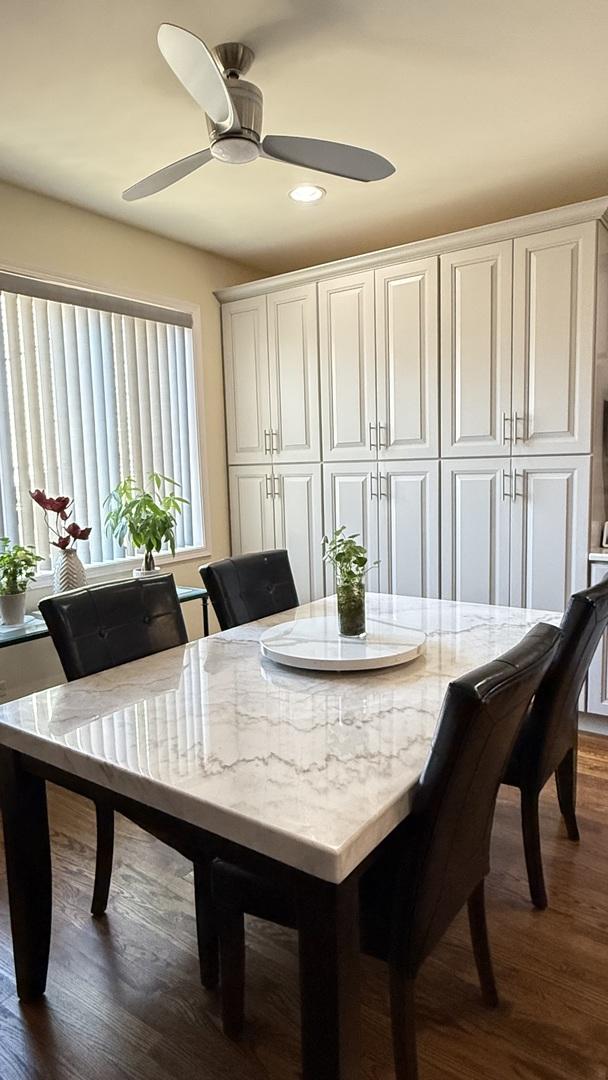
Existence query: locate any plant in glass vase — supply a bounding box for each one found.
[322,526,378,638]
[30,489,91,593]
[0,539,43,626]
[104,473,189,577]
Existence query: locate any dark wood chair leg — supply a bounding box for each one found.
[389,966,418,1080]
[193,859,219,990]
[91,803,114,917]
[555,746,580,842]
[521,787,548,910]
[467,880,499,1007]
[0,748,52,1001]
[217,903,246,1038]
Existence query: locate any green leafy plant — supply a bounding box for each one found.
[0,538,43,595]
[104,473,189,571]
[322,526,378,586]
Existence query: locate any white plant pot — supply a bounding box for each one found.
[133,568,163,579]
[53,548,87,593]
[0,592,27,627]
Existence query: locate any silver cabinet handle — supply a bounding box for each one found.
[379,472,388,498]
[513,469,524,499]
[501,468,512,501]
[502,412,513,445]
[265,473,273,499]
[369,421,378,452]
[264,429,271,455]
[273,473,281,498]
[513,413,526,444]
[370,472,378,498]
[378,423,388,450]
[272,429,280,454]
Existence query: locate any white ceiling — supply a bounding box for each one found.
[1,0,608,275]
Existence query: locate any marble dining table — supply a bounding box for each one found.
[0,592,560,1080]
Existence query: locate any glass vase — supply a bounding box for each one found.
[337,578,366,638]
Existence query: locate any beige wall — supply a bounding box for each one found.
[0,180,257,699]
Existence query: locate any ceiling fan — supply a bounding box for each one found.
[122,23,395,201]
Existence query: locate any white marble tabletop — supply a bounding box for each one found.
[0,594,559,883]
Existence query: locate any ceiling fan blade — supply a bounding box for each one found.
[261,135,395,182]
[157,23,237,133]
[122,148,213,202]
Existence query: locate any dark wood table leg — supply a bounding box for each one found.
[0,748,52,1001]
[296,871,361,1080]
[202,596,210,638]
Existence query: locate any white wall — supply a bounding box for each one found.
[0,180,257,700]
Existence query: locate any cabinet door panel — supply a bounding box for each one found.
[510,455,590,611]
[273,464,323,603]
[379,461,439,598]
[512,223,596,455]
[229,465,275,555]
[267,285,320,462]
[223,298,271,465]
[319,272,376,461]
[441,458,511,605]
[375,258,439,459]
[441,241,512,457]
[322,463,380,592]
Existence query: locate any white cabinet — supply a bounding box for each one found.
[509,455,590,611]
[229,464,275,553]
[441,241,513,458]
[586,561,608,716]
[319,271,377,461]
[441,458,512,605]
[223,286,320,465]
[223,297,271,465]
[267,284,320,462]
[229,464,323,603]
[273,464,324,603]
[512,222,596,456]
[322,463,380,591]
[379,461,440,598]
[375,258,439,459]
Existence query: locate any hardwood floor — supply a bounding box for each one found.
[0,735,607,1080]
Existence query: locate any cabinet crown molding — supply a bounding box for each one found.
[216,195,608,302]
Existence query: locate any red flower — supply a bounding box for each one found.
[30,490,71,514]
[66,523,91,540]
[51,536,70,549]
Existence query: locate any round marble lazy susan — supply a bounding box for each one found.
[259,616,425,672]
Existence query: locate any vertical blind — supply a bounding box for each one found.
[0,284,203,570]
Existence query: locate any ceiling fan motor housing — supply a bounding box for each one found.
[207,80,263,162]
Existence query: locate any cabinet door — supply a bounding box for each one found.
[267,284,320,463]
[223,297,272,465]
[319,271,377,461]
[512,222,596,456]
[587,561,608,716]
[375,258,439,459]
[322,463,380,592]
[229,465,275,555]
[379,461,440,598]
[441,458,511,605]
[510,455,590,611]
[273,464,324,603]
[440,241,513,457]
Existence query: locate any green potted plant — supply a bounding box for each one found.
[104,472,189,576]
[322,526,378,638]
[0,538,43,627]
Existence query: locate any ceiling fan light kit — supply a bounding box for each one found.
[122,24,395,201]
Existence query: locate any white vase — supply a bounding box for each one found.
[53,548,87,593]
[0,592,26,627]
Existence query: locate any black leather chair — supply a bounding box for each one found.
[200,550,299,631]
[210,623,560,1079]
[502,577,608,909]
[38,577,222,978]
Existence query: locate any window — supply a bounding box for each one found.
[0,272,203,573]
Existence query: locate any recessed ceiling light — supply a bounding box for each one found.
[288,184,326,204]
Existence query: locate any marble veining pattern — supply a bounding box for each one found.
[0,595,559,882]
